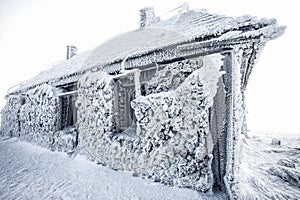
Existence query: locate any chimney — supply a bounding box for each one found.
[66,45,78,60]
[139,7,159,28]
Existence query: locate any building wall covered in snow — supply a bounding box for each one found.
[0,84,77,153]
[0,6,285,198]
[1,95,22,138]
[75,56,223,192]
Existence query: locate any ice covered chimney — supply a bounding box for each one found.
[139,7,159,28]
[66,45,78,60]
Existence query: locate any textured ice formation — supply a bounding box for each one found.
[76,55,223,192]
[0,84,77,152]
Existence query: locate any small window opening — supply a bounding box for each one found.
[115,77,136,133]
[58,82,78,130]
[115,67,159,133]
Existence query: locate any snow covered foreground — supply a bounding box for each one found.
[238,131,300,199]
[1,131,299,200]
[0,138,224,200]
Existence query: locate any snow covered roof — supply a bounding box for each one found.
[11,9,285,94]
[10,50,92,93]
[82,10,285,70]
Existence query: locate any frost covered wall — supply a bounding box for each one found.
[76,71,116,157]
[0,84,77,153]
[18,84,60,147]
[76,55,223,192]
[0,51,247,194]
[1,95,21,137]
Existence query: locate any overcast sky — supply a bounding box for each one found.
[0,0,299,133]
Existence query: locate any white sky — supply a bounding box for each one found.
[0,0,299,133]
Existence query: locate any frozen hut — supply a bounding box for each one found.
[1,7,285,197]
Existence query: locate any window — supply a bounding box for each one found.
[115,77,136,133]
[114,69,153,133]
[57,82,78,130]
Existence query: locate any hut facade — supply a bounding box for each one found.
[0,7,285,197]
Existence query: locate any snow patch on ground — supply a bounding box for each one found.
[0,131,299,199]
[238,131,300,199]
[0,138,225,200]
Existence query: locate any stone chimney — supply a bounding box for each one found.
[66,45,78,60]
[139,7,159,28]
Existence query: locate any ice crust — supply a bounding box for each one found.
[0,7,287,198]
[1,84,77,153]
[8,9,285,95]
[76,55,223,192]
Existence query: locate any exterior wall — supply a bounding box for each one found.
[0,84,77,153]
[0,9,282,195]
[76,55,223,192]
[0,95,22,138]
[76,71,116,157]
[131,69,214,191]
[0,51,249,194]
[18,84,60,147]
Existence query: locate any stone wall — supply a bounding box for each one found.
[18,84,60,147]
[76,55,223,192]
[0,95,21,138]
[131,70,214,191]
[76,71,116,158]
[1,84,77,153]
[1,54,224,192]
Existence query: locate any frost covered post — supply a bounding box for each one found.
[221,50,244,198]
[0,6,285,198]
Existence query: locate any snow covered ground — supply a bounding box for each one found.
[0,131,299,199]
[0,138,224,200]
[237,131,300,199]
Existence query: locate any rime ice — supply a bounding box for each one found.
[0,6,285,198]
